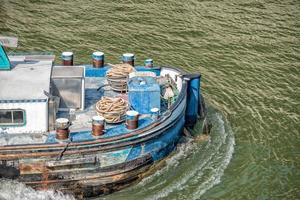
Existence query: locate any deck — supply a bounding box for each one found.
[0,76,154,145]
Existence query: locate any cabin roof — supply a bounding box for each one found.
[0,59,53,101]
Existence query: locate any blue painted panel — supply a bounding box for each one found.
[46,112,185,166]
[146,115,184,161]
[46,117,153,143]
[135,66,161,76]
[126,145,142,161]
[85,65,160,77]
[102,118,152,138]
[124,114,185,162]
[128,76,161,114]
[85,65,110,77]
[185,74,201,127]
[0,46,11,70]
[46,130,92,143]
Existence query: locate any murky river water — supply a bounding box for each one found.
[0,0,299,199]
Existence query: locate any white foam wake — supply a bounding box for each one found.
[102,107,235,200]
[0,179,75,200]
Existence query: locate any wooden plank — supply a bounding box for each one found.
[21,154,152,184]
[45,157,97,167]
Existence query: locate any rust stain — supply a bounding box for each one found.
[19,162,46,175]
[111,174,123,181]
[18,161,50,190]
[41,167,49,190]
[19,162,49,190]
[78,191,84,200]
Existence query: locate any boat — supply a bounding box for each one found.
[0,37,209,198]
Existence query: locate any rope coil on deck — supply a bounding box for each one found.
[106,63,135,92]
[95,96,129,123]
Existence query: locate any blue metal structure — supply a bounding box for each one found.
[128,76,161,114]
[85,65,110,77]
[184,73,201,127]
[85,65,161,77]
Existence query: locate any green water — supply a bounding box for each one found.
[0,0,299,199]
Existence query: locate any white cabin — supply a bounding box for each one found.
[0,57,53,134]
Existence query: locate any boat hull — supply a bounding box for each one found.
[0,88,188,198]
[0,65,209,198]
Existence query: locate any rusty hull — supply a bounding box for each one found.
[0,154,153,198]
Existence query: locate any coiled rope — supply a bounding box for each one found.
[106,63,135,92]
[95,96,129,123]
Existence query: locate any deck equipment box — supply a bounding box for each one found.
[51,66,85,111]
[128,76,160,114]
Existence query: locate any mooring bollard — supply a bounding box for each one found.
[126,110,139,129]
[150,107,160,120]
[61,52,74,66]
[122,53,135,66]
[92,51,104,68]
[144,58,153,68]
[55,118,70,140]
[92,116,105,136]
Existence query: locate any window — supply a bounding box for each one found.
[0,109,25,126]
